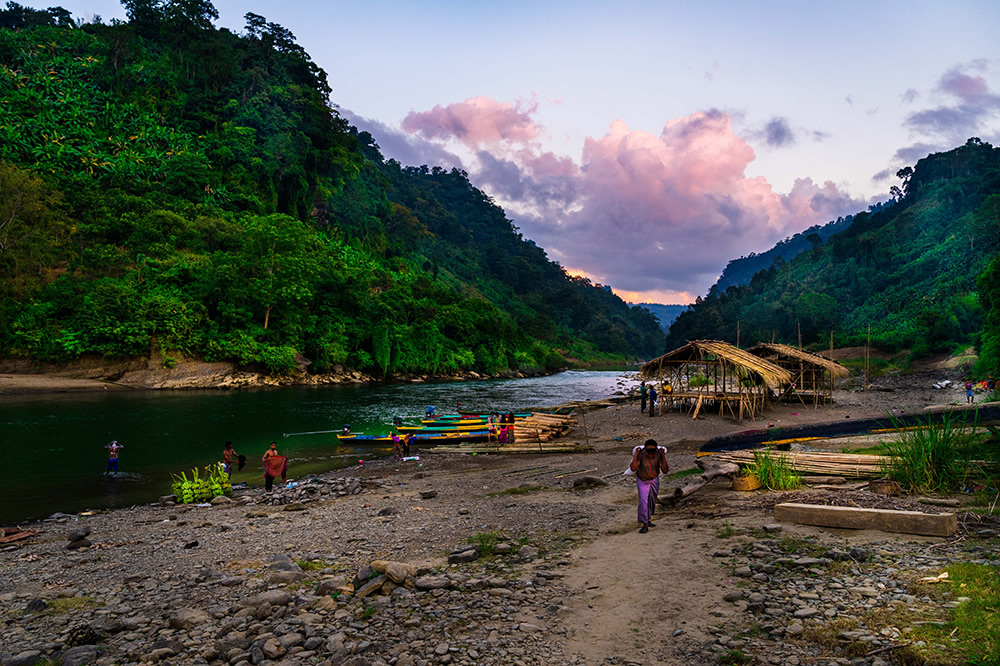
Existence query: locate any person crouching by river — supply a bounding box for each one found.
[629,439,669,533]
[262,441,286,492]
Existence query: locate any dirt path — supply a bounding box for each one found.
[562,507,739,664]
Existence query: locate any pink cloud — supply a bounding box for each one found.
[401,96,540,148]
[525,112,862,298]
[370,96,867,302]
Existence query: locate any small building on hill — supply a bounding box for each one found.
[748,342,851,406]
[640,340,792,422]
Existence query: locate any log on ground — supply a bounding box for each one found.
[659,460,740,503]
[773,502,957,537]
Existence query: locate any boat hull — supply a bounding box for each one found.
[698,403,1000,455]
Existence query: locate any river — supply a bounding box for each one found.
[0,370,635,524]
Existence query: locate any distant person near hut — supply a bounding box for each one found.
[104,440,122,476]
[640,381,647,413]
[648,385,657,417]
[392,433,403,462]
[488,413,499,442]
[629,439,669,533]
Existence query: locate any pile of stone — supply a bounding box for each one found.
[1,532,578,666]
[249,476,372,506]
[709,526,993,665]
[64,526,91,550]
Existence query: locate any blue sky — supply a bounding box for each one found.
[50,1,1000,303]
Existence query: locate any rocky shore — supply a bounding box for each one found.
[0,355,550,393]
[2,376,996,665]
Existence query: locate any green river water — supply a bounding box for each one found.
[0,370,633,524]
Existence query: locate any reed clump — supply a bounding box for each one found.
[750,447,802,490]
[881,412,998,494]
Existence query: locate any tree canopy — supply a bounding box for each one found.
[0,3,663,376]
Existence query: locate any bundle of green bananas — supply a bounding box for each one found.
[190,466,212,502]
[205,462,234,497]
[171,470,195,503]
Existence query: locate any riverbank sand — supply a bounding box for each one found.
[2,370,997,665]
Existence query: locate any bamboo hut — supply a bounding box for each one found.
[640,340,792,422]
[748,343,851,407]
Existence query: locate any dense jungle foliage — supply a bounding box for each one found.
[668,138,1000,377]
[0,2,663,376]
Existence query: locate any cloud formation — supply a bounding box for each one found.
[401,96,540,148]
[897,61,1000,160]
[354,98,867,303]
[762,117,795,147]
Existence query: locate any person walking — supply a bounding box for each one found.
[629,439,669,533]
[631,442,668,519]
[965,380,975,404]
[648,385,657,417]
[640,381,647,413]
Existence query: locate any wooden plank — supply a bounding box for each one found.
[774,502,957,537]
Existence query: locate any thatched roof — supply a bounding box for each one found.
[640,339,792,387]
[748,342,851,378]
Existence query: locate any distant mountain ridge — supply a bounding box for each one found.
[635,303,688,332]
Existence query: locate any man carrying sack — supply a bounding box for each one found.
[629,439,669,533]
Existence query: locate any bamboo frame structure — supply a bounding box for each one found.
[639,340,792,422]
[748,342,852,408]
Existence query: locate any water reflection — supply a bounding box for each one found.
[0,370,636,522]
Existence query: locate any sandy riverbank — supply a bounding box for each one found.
[2,369,996,666]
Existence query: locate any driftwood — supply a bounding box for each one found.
[917,497,961,508]
[659,459,740,504]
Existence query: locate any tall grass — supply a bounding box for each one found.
[751,448,801,490]
[881,412,997,494]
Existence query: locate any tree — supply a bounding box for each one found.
[891,166,914,200]
[237,214,318,330]
[0,163,65,281]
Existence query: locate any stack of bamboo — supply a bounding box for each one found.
[708,450,890,478]
[517,413,576,442]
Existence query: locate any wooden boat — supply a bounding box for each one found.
[698,402,1000,456]
[338,430,493,445]
[455,411,532,419]
[419,417,526,426]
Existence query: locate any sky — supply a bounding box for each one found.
[50,0,1000,304]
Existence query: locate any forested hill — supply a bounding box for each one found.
[712,201,896,295]
[667,138,1000,377]
[0,3,663,377]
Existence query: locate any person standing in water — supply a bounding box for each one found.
[222,441,241,479]
[104,440,122,476]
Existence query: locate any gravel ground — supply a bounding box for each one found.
[2,372,997,666]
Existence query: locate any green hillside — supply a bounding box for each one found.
[667,138,1000,377]
[0,4,662,377]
